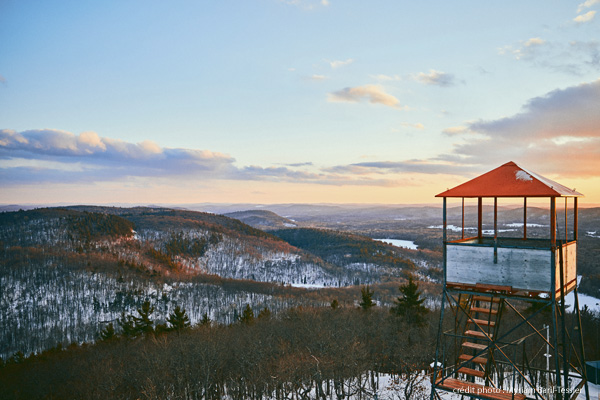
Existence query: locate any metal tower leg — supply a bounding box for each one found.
[431,289,447,400]
[573,287,590,400]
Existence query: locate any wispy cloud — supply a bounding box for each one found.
[440,79,600,177]
[5,78,598,189]
[442,126,469,135]
[0,129,402,187]
[500,38,600,75]
[0,129,236,183]
[371,74,402,81]
[574,10,597,23]
[499,37,548,61]
[400,123,425,130]
[414,69,456,87]
[280,0,330,10]
[328,58,354,69]
[327,79,600,182]
[325,160,477,176]
[578,0,600,12]
[279,162,314,167]
[307,74,328,81]
[327,84,402,109]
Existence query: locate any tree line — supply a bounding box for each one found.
[0,305,438,400]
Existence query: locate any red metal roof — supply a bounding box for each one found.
[436,161,583,198]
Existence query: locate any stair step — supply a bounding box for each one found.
[473,295,501,303]
[458,367,485,378]
[436,378,525,400]
[462,341,488,351]
[465,330,492,339]
[459,354,487,364]
[471,306,498,314]
[468,318,495,327]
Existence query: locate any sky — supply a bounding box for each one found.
[1,0,599,206]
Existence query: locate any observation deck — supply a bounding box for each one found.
[436,161,582,298]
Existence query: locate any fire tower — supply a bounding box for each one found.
[430,162,589,400]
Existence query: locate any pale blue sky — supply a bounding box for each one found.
[1,1,599,204]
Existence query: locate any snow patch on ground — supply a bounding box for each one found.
[565,291,600,313]
[429,225,468,232]
[374,238,418,250]
[289,283,326,289]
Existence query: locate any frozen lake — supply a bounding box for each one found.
[375,238,418,250]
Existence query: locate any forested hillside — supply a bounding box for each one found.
[0,207,425,359]
[1,307,439,400]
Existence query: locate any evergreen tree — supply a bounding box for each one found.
[167,305,191,331]
[118,312,138,338]
[330,299,340,309]
[391,275,428,325]
[359,285,375,310]
[239,304,255,325]
[99,322,116,341]
[134,300,155,335]
[200,312,211,327]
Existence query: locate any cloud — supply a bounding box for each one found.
[0,129,236,182]
[325,160,477,176]
[414,69,456,87]
[328,58,354,69]
[442,126,469,135]
[574,10,596,23]
[499,37,548,61]
[0,129,405,187]
[279,162,314,167]
[328,84,402,108]
[441,79,600,177]
[371,74,402,81]
[400,123,425,130]
[578,0,600,12]
[280,0,329,10]
[500,38,600,75]
[307,74,328,80]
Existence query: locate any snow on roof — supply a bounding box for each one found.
[436,161,583,198]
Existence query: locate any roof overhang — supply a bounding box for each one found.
[436,161,583,198]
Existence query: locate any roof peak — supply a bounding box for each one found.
[436,162,583,198]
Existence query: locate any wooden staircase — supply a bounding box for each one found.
[435,294,526,400]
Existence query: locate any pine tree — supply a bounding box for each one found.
[330,299,340,309]
[359,285,375,310]
[118,312,138,338]
[167,305,191,331]
[239,304,255,325]
[391,275,428,325]
[200,312,211,327]
[99,322,116,341]
[134,300,155,335]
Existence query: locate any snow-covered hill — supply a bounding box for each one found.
[0,206,422,358]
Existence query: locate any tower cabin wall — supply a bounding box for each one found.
[446,240,577,295]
